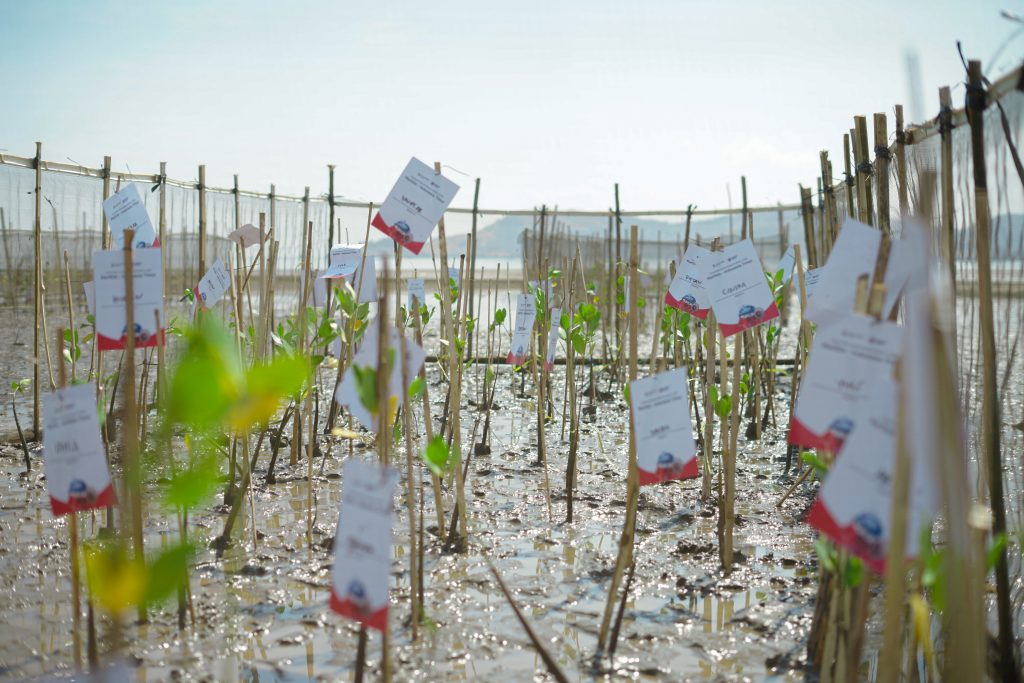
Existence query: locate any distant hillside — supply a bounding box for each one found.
[368,209,803,258]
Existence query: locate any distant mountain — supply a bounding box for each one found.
[368,209,804,258]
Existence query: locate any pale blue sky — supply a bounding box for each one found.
[1,0,1020,228]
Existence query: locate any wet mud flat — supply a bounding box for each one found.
[0,345,839,683]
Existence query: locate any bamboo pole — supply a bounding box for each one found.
[873,113,891,235]
[842,135,855,219]
[895,105,909,216]
[939,86,956,291]
[157,162,167,403]
[327,165,336,254]
[33,142,42,436]
[55,331,83,671]
[467,178,481,358]
[800,187,818,268]
[967,59,1018,683]
[434,161,466,550]
[120,229,146,623]
[853,116,874,226]
[198,165,206,278]
[596,224,639,657]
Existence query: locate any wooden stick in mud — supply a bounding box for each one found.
[938,86,956,294]
[62,251,77,382]
[487,559,570,683]
[33,142,43,435]
[411,309,446,542]
[56,328,83,671]
[966,59,1018,683]
[120,229,146,623]
[198,165,207,278]
[374,262,393,683]
[596,224,640,657]
[721,332,741,574]
[873,112,891,235]
[434,161,467,550]
[396,249,420,639]
[701,309,716,500]
[292,217,314,467]
[853,116,874,225]
[564,251,580,523]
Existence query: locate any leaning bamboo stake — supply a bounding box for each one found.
[434,161,467,550]
[967,59,1018,683]
[487,559,570,683]
[596,224,639,658]
[721,332,741,574]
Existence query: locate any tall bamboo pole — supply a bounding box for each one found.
[198,165,207,278]
[967,59,1019,683]
[740,176,748,240]
[800,187,818,268]
[327,165,336,253]
[939,87,956,290]
[596,225,639,656]
[32,142,42,435]
[873,113,891,235]
[895,105,909,216]
[843,135,855,219]
[467,178,481,358]
[853,117,874,226]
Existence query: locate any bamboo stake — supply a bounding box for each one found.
[33,142,42,435]
[56,330,83,671]
[800,187,818,268]
[198,165,206,278]
[873,113,891,235]
[939,87,956,292]
[62,251,77,382]
[894,106,909,217]
[596,225,639,657]
[853,116,875,226]
[843,135,855,219]
[398,295,419,639]
[120,229,146,623]
[434,161,466,550]
[967,59,1018,683]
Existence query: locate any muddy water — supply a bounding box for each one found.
[0,339,827,682]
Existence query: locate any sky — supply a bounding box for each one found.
[1,0,1021,233]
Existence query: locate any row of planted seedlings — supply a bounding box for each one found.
[32,120,1016,682]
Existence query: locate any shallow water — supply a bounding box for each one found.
[0,344,826,682]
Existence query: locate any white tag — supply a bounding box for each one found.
[789,313,903,451]
[102,184,157,249]
[804,218,880,323]
[629,366,699,485]
[43,384,115,516]
[702,238,779,336]
[506,293,536,365]
[544,308,561,371]
[336,324,425,431]
[371,158,460,255]
[329,458,398,631]
[92,248,164,351]
[664,245,711,318]
[195,257,231,308]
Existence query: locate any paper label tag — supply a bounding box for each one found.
[92,248,165,351]
[43,384,116,516]
[665,245,711,318]
[329,458,398,631]
[371,158,460,255]
[407,278,425,311]
[195,258,231,308]
[629,367,699,485]
[336,324,425,431]
[544,308,561,371]
[702,239,779,336]
[804,218,880,323]
[102,184,158,249]
[789,314,903,451]
[507,293,537,365]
